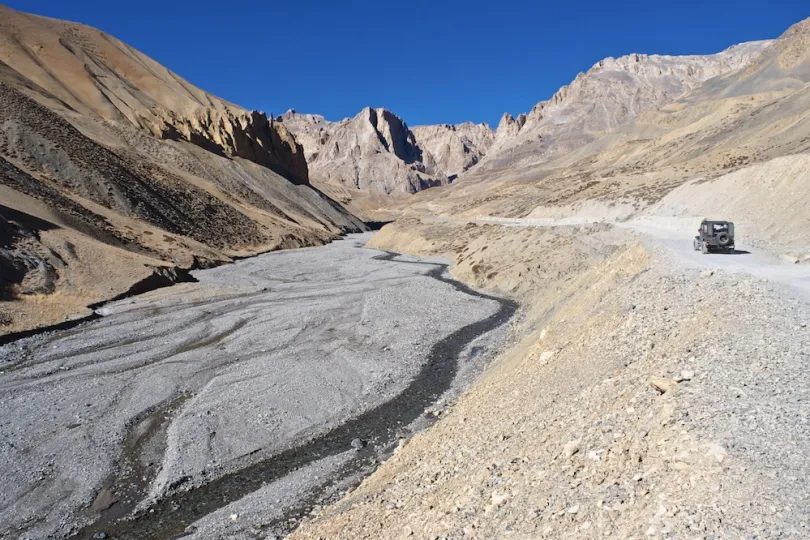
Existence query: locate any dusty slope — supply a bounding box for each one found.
[0,5,366,335]
[642,153,810,255]
[0,88,362,334]
[292,218,810,539]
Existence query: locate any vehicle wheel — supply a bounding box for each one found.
[701,241,709,254]
[693,238,700,251]
[717,232,731,247]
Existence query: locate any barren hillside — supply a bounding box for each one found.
[392,18,810,259]
[474,40,770,174]
[0,5,365,335]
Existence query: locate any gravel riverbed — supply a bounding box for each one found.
[0,233,511,539]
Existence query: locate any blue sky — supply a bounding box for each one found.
[5,0,809,127]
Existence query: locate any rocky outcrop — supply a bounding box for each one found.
[478,40,771,172]
[0,207,58,300]
[281,108,445,194]
[159,109,309,184]
[411,122,494,178]
[492,113,527,150]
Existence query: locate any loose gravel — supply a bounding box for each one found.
[0,233,509,539]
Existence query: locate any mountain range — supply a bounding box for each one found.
[2,2,810,335]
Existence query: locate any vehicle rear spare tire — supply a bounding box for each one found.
[717,232,731,246]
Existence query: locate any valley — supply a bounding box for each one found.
[1,3,810,539]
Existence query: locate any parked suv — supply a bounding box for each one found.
[693,219,735,254]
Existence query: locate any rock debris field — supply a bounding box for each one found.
[0,233,511,539]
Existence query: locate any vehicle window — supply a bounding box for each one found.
[712,224,728,232]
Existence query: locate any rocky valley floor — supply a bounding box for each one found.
[0,234,511,539]
[290,219,810,539]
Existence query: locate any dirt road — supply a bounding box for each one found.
[0,233,512,539]
[463,216,810,295]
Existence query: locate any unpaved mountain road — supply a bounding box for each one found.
[461,216,810,295]
[0,233,511,539]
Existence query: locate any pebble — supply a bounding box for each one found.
[351,438,366,450]
[675,370,694,382]
[490,491,509,507]
[649,376,677,394]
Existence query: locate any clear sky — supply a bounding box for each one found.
[5,0,809,127]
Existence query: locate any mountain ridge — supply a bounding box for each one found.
[0,4,365,335]
[0,3,309,183]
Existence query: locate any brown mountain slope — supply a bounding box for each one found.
[0,5,365,335]
[0,4,308,182]
[468,41,770,176]
[399,17,810,246]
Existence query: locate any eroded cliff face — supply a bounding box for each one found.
[158,109,309,184]
[281,108,445,194]
[0,4,308,183]
[411,122,494,179]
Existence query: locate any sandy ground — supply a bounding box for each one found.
[0,233,510,539]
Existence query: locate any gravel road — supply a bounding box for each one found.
[0,233,511,539]
[461,216,810,295]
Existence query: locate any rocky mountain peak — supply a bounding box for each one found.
[359,107,423,165]
[478,39,772,172]
[411,122,495,178]
[279,107,443,194]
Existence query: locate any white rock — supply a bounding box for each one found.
[562,440,580,458]
[491,491,509,507]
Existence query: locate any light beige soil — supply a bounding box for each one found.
[291,219,810,539]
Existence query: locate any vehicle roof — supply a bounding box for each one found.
[700,219,733,224]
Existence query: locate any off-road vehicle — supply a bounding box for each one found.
[693,219,735,254]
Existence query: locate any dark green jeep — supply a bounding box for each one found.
[693,219,735,254]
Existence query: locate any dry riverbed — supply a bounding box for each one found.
[0,233,513,539]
